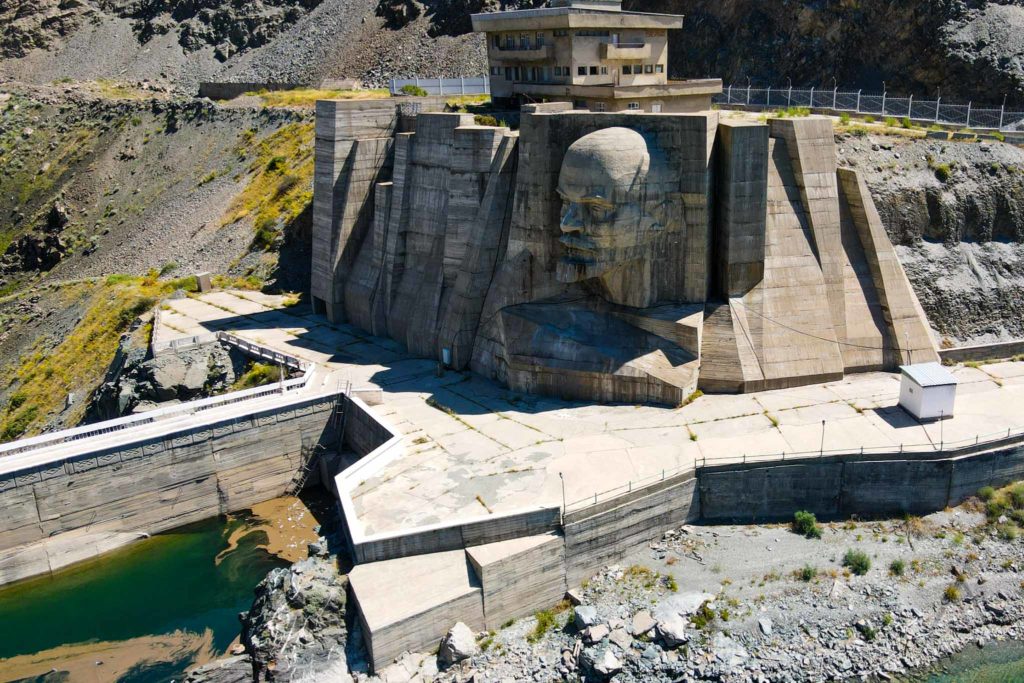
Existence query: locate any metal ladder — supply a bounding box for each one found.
[288,380,350,495]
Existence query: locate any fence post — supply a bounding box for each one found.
[1000,104,1005,130]
[908,94,913,118]
[747,84,751,105]
[788,85,792,107]
[460,77,465,95]
[728,85,732,103]
[856,89,861,113]
[810,86,814,108]
[833,87,838,110]
[767,86,771,107]
[966,101,972,128]
[881,89,886,116]
[935,97,941,122]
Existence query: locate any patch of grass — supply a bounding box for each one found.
[901,117,915,129]
[889,559,906,576]
[884,116,899,128]
[0,276,194,441]
[842,549,871,575]
[764,411,780,428]
[690,600,716,629]
[944,584,961,602]
[250,88,390,108]
[664,573,678,592]
[797,564,818,582]
[677,389,703,408]
[447,94,491,108]
[500,618,515,629]
[221,122,315,253]
[230,361,281,391]
[527,609,559,643]
[978,486,996,502]
[839,112,851,125]
[792,510,823,539]
[399,84,429,97]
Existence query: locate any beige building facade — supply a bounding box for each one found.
[471,0,721,112]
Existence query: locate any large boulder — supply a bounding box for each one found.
[438,622,478,665]
[579,646,622,679]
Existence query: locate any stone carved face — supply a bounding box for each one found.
[555,127,678,284]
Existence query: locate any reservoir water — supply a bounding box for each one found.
[0,494,328,683]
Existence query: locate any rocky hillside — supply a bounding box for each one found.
[3,0,1024,100]
[0,83,314,440]
[837,128,1024,344]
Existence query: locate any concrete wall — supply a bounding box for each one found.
[0,393,341,585]
[939,340,1024,363]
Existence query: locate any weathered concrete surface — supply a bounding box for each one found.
[155,291,1024,544]
[0,388,340,585]
[349,549,485,670]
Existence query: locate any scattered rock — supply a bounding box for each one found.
[438,622,478,665]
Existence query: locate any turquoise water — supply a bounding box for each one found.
[911,640,1024,682]
[0,516,287,683]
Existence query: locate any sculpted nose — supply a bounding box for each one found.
[561,203,583,233]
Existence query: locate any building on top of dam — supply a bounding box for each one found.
[470,0,721,112]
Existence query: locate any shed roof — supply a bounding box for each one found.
[899,362,958,388]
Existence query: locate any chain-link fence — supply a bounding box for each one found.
[714,85,1024,132]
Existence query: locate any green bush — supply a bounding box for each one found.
[978,486,996,502]
[798,564,817,582]
[889,559,906,576]
[792,510,822,539]
[901,117,915,129]
[843,549,871,575]
[944,584,961,602]
[884,116,899,128]
[400,84,429,97]
[933,163,952,182]
[1009,483,1024,509]
[863,115,876,123]
[993,131,1006,142]
[839,112,851,125]
[527,609,557,643]
[997,523,1018,541]
[266,155,287,172]
[474,114,499,126]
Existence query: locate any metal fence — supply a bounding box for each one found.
[714,85,1024,132]
[389,76,490,97]
[564,424,1024,514]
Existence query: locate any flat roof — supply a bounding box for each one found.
[471,6,684,31]
[900,362,959,388]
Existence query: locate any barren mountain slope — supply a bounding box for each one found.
[3,0,1024,101]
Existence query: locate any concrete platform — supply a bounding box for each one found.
[156,293,1024,538]
[348,549,484,669]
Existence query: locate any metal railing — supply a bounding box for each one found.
[714,84,1024,132]
[563,424,1024,515]
[0,335,316,459]
[389,77,490,97]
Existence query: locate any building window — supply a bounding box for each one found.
[492,35,500,48]
[554,29,568,37]
[655,64,664,74]
[577,30,610,37]
[504,35,514,48]
[645,64,654,74]
[505,66,512,80]
[520,34,529,48]
[589,66,598,75]
[622,65,632,75]
[634,63,643,73]
[578,66,586,76]
[593,102,607,112]
[600,66,608,75]
[536,32,544,46]
[513,66,521,81]
[627,102,640,110]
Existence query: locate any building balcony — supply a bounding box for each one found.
[488,44,553,62]
[600,42,651,60]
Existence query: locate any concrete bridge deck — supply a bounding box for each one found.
[154,291,1024,538]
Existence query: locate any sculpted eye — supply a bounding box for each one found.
[587,204,615,222]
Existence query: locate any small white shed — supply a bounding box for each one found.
[898,362,958,420]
